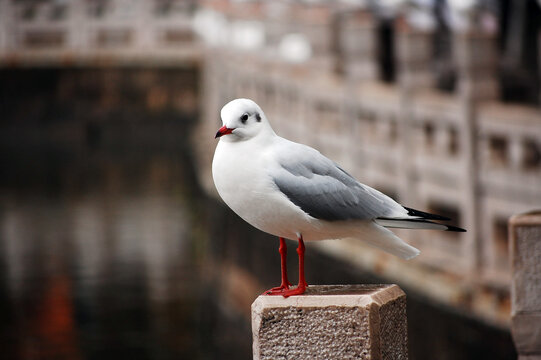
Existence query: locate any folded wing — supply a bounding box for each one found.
[272,145,407,221]
[272,143,465,232]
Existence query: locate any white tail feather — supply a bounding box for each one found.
[374,218,448,231]
[355,221,420,260]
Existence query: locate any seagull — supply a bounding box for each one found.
[212,98,465,297]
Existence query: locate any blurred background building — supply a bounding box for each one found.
[1,0,540,359]
[195,0,541,327]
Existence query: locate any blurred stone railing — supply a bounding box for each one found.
[197,1,541,327]
[0,0,200,65]
[478,105,541,286]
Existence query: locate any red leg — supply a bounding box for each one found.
[278,237,292,288]
[263,234,308,297]
[262,238,292,295]
[297,235,308,289]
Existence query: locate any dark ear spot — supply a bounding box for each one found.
[240,113,249,124]
[256,113,261,122]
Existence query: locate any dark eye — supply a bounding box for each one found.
[240,113,249,124]
[255,113,261,122]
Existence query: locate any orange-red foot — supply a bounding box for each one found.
[262,280,291,295]
[263,280,292,294]
[263,283,306,297]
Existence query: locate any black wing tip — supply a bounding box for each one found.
[404,207,451,221]
[446,225,467,232]
[400,207,466,232]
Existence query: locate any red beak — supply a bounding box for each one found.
[215,125,234,138]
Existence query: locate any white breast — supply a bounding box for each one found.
[212,140,312,240]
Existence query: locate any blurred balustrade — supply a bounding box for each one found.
[197,0,541,328]
[0,0,200,66]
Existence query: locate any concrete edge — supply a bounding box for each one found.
[509,211,541,227]
[251,284,400,309]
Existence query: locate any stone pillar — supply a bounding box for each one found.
[454,30,499,273]
[335,8,378,81]
[395,19,434,92]
[509,211,541,360]
[252,284,408,360]
[0,0,14,52]
[454,31,499,102]
[394,20,434,206]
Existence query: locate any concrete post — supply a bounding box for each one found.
[252,284,408,360]
[509,211,541,360]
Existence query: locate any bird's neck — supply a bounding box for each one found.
[260,123,277,138]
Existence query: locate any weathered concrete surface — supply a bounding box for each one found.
[252,284,408,360]
[510,211,541,360]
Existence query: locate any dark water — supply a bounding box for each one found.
[1,193,197,358]
[0,68,253,359]
[0,68,517,360]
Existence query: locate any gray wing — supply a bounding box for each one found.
[272,146,406,221]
